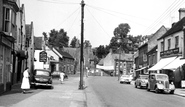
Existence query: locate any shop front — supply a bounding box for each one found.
[0,32,15,94]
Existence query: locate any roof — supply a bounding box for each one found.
[158,17,185,40]
[55,48,74,60]
[34,37,42,50]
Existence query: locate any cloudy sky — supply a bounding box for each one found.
[20,0,185,47]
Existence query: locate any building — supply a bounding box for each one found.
[0,0,22,94]
[148,8,185,88]
[134,26,168,78]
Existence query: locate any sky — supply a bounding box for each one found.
[20,0,185,47]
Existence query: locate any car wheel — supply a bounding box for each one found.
[139,83,142,89]
[170,90,174,94]
[135,83,137,88]
[147,84,150,91]
[155,86,159,93]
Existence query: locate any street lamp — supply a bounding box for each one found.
[117,37,122,81]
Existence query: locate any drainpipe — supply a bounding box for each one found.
[183,26,185,58]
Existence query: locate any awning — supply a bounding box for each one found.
[135,66,148,72]
[163,57,185,70]
[148,57,177,71]
[96,65,114,70]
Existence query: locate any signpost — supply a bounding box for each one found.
[39,51,47,62]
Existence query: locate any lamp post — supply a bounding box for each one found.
[117,37,122,81]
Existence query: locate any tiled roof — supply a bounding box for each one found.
[158,17,185,40]
[34,37,42,50]
[56,48,74,60]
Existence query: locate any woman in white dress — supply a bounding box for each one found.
[21,67,30,94]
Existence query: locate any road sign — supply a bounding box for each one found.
[39,51,47,62]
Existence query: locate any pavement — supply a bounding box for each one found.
[1,77,185,107]
[0,75,104,107]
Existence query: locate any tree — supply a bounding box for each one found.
[109,23,131,53]
[95,45,109,58]
[45,29,69,48]
[84,40,92,48]
[70,36,78,48]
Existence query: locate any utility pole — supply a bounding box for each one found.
[79,0,85,90]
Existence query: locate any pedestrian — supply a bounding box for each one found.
[59,71,65,84]
[21,67,30,94]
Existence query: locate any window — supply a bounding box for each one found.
[11,10,16,26]
[143,54,147,62]
[161,41,164,51]
[168,39,171,50]
[175,36,179,48]
[3,7,10,32]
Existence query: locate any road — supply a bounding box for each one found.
[87,76,185,107]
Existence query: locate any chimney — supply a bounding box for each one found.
[179,8,185,20]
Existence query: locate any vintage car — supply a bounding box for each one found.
[147,73,175,94]
[135,75,149,89]
[31,69,53,88]
[120,75,133,84]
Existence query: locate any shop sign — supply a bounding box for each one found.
[160,48,179,57]
[2,36,11,47]
[39,51,47,62]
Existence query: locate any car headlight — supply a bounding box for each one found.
[158,81,162,84]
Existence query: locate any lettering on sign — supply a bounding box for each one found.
[39,51,47,62]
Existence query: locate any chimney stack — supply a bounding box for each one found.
[179,8,185,20]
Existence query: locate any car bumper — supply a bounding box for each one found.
[31,82,52,86]
[120,79,131,83]
[140,82,147,87]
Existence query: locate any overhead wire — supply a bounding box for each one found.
[37,0,79,5]
[86,7,112,37]
[55,7,80,28]
[86,4,148,28]
[142,0,185,35]
[67,9,80,34]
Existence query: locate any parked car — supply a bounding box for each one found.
[147,73,175,94]
[31,69,53,89]
[135,75,149,89]
[120,75,133,84]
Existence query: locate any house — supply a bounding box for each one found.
[134,26,168,78]
[97,49,133,76]
[0,0,27,94]
[25,22,35,82]
[148,8,185,88]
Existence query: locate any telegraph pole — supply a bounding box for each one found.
[79,0,85,90]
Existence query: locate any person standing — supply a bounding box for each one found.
[59,71,65,84]
[21,67,30,94]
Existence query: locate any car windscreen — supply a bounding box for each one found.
[156,75,168,80]
[140,75,148,79]
[36,71,50,76]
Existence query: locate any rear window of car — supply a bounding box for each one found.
[36,71,50,76]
